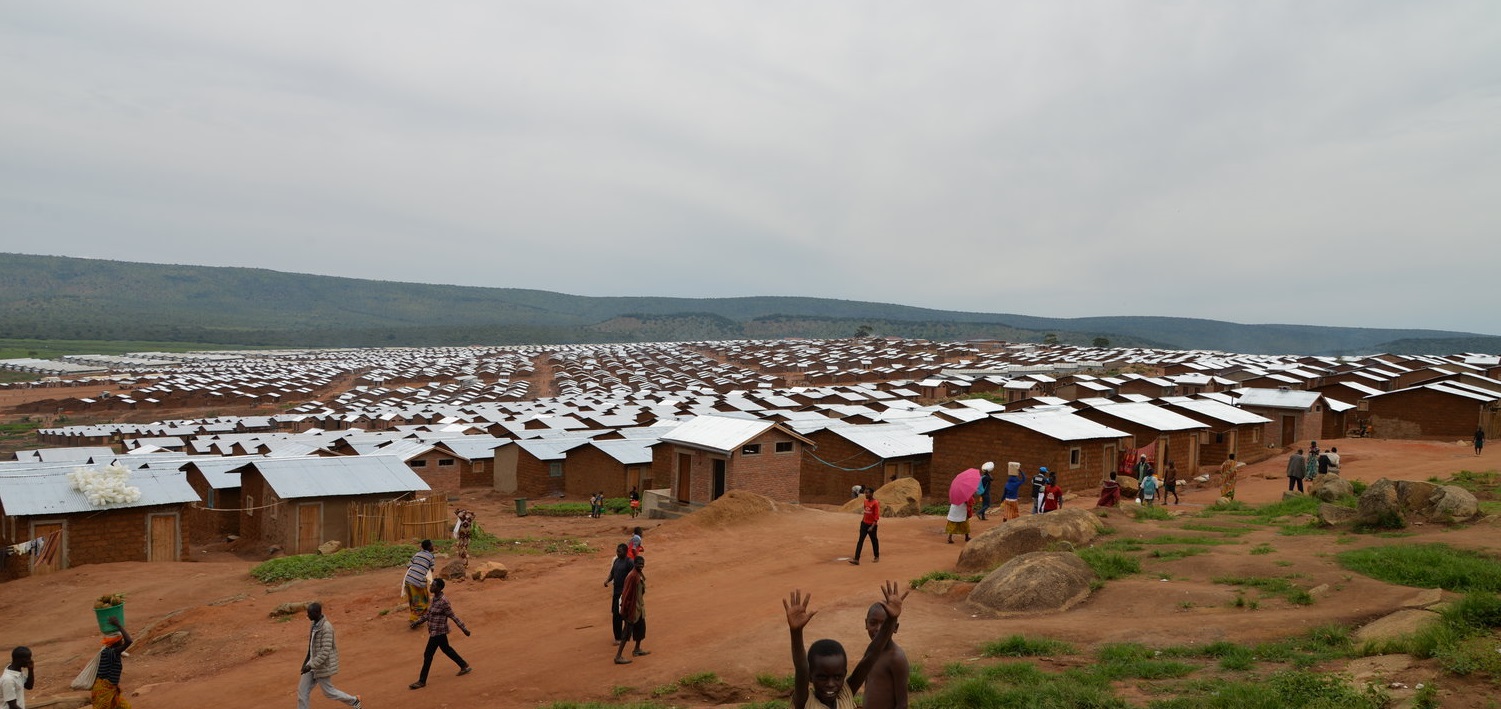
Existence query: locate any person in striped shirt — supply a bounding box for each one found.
[404,540,436,628]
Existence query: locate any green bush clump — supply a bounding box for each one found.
[909,570,985,589]
[1077,549,1141,580]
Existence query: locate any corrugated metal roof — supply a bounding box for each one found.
[657,415,778,453]
[1234,388,1322,409]
[1168,399,1273,426]
[514,438,593,460]
[0,466,200,516]
[830,424,932,458]
[993,411,1131,441]
[1088,403,1209,432]
[235,456,429,499]
[589,439,656,466]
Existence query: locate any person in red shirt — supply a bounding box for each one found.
[1041,475,1064,513]
[849,488,881,565]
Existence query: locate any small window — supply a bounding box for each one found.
[410,459,428,468]
[246,495,254,517]
[549,462,564,478]
[775,441,794,453]
[1069,447,1082,468]
[1215,433,1225,444]
[1252,428,1262,442]
[742,443,762,455]
[438,458,455,467]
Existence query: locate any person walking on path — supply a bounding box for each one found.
[1286,449,1307,493]
[1000,464,1023,521]
[299,602,362,709]
[2,646,34,709]
[403,539,436,627]
[849,488,880,565]
[628,486,641,518]
[1139,469,1159,508]
[92,617,133,709]
[605,543,634,642]
[1219,454,1240,500]
[410,578,472,689]
[1477,427,1487,456]
[1096,472,1121,507]
[1030,467,1051,514]
[977,462,995,520]
[452,508,476,570]
[1040,475,1063,512]
[1325,447,1341,475]
[944,498,972,544]
[614,556,649,664]
[1304,446,1318,482]
[1162,462,1180,505]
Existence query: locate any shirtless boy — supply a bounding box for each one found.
[784,581,907,709]
[861,600,910,708]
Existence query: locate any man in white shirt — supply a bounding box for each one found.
[1,646,34,709]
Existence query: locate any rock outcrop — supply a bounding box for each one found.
[968,552,1096,615]
[840,477,924,517]
[956,508,1104,573]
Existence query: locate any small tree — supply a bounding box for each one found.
[854,324,873,338]
[1092,337,1111,347]
[1043,333,1059,345]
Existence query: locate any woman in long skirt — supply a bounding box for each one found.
[1096,472,1121,507]
[945,499,972,543]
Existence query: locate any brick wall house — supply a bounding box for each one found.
[1163,399,1274,467]
[651,415,813,504]
[233,456,430,555]
[1,467,197,580]
[798,424,931,505]
[1366,384,1501,441]
[1233,388,1325,450]
[1073,403,1209,475]
[925,412,1131,500]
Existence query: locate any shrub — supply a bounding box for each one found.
[1133,506,1173,521]
[1077,549,1141,580]
[909,570,985,590]
[251,544,413,583]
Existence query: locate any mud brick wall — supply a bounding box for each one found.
[407,449,462,496]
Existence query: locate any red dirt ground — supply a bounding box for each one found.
[3,438,1498,708]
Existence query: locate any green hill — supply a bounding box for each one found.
[0,253,1489,355]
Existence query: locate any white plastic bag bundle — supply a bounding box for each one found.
[67,463,143,506]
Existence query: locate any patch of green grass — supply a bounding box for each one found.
[611,685,633,697]
[1077,548,1141,580]
[1349,479,1368,496]
[679,671,718,687]
[1092,643,1197,680]
[909,570,985,590]
[921,504,950,516]
[942,661,972,678]
[1133,505,1174,521]
[543,703,668,709]
[1253,495,1323,519]
[1275,523,1329,536]
[1213,575,1315,605]
[908,661,930,692]
[1151,547,1208,561]
[754,673,794,692]
[1139,535,1240,546]
[1202,499,1252,514]
[980,635,1077,657]
[649,681,679,697]
[1250,543,1275,555]
[1094,538,1146,552]
[1337,543,1501,592]
[251,544,415,583]
[1145,670,1386,709]
[1176,523,1253,536]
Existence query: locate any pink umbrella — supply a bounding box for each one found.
[949,468,982,505]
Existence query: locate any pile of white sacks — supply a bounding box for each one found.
[68,463,143,506]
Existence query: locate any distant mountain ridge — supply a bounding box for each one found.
[0,253,1491,355]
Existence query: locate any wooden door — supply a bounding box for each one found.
[676,453,693,503]
[626,466,642,493]
[1103,445,1117,475]
[296,503,322,555]
[30,522,63,575]
[147,514,179,562]
[1281,416,1296,447]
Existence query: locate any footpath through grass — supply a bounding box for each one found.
[250,526,591,583]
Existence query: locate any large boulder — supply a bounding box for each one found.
[1395,480,1440,517]
[1118,475,1140,496]
[1310,474,1354,502]
[968,551,1096,615]
[470,561,509,581]
[1356,478,1406,529]
[839,477,923,517]
[956,508,1104,573]
[317,540,343,555]
[1317,503,1358,527]
[1353,609,1441,644]
[440,558,469,579]
[1428,485,1480,523]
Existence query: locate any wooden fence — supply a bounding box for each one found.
[348,497,450,547]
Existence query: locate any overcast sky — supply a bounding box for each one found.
[2,2,1498,335]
